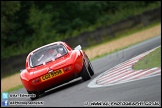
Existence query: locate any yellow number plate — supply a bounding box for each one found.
[40,69,64,82]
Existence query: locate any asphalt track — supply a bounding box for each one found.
[5,35,161,107]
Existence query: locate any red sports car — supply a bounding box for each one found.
[20,41,94,100]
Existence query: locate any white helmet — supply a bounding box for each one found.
[58,47,64,53]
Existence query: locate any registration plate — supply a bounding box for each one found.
[40,69,64,82]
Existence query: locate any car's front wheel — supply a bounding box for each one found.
[81,61,91,81]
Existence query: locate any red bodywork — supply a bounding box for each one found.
[20,42,87,92]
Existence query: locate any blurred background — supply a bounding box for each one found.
[1,1,161,78]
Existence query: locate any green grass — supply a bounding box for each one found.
[133,47,161,70]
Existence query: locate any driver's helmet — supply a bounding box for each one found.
[58,47,64,54]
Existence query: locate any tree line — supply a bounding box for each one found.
[1,1,161,59]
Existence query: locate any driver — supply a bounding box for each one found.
[57,47,64,57]
[49,46,65,58]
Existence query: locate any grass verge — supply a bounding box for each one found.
[3,85,24,93]
[133,47,161,70]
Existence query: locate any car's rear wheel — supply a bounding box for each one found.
[27,90,39,100]
[85,54,94,76]
[86,56,94,76]
[81,61,91,81]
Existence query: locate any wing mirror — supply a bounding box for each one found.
[74,45,82,50]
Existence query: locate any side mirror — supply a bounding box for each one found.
[74,45,82,50]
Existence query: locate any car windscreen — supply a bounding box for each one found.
[29,44,67,67]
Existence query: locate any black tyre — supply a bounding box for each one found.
[27,90,39,100]
[85,54,94,76]
[87,56,94,76]
[81,61,91,81]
